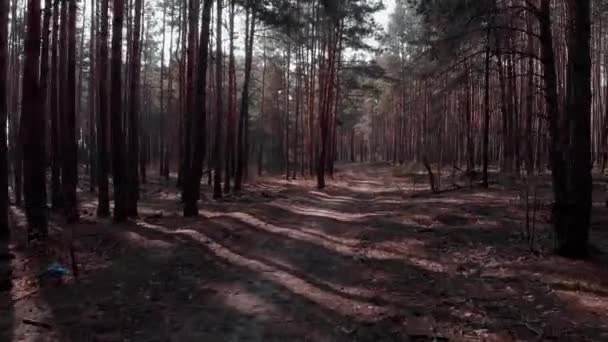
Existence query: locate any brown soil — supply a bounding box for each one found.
[2,164,608,341]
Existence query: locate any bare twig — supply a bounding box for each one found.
[13,289,38,302]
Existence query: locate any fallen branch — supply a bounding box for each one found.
[13,289,38,302]
[22,318,53,330]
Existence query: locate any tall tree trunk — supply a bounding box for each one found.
[126,0,142,217]
[213,0,224,199]
[224,0,236,193]
[10,0,22,208]
[111,0,128,221]
[88,0,97,192]
[140,17,148,185]
[181,0,196,210]
[40,0,51,131]
[235,5,256,191]
[22,0,48,239]
[183,0,212,216]
[285,40,291,180]
[525,6,535,175]
[176,0,186,188]
[159,0,167,179]
[164,0,175,181]
[482,27,491,188]
[464,61,474,172]
[552,0,592,257]
[61,0,79,222]
[50,0,62,210]
[97,0,110,217]
[316,16,340,190]
[59,0,69,212]
[0,0,8,238]
[256,29,267,178]
[39,0,52,214]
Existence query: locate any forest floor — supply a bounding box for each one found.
[2,163,608,341]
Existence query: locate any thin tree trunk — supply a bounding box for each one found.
[9,0,22,208]
[213,0,224,199]
[176,0,186,188]
[97,0,110,217]
[159,0,167,178]
[235,6,255,191]
[482,27,491,188]
[224,0,236,193]
[525,6,535,175]
[88,0,97,192]
[257,28,267,178]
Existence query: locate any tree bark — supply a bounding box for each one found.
[224,0,236,193]
[88,0,97,192]
[50,0,62,210]
[111,0,128,221]
[22,0,48,239]
[552,0,592,257]
[183,0,212,216]
[96,0,110,217]
[126,0,143,217]
[213,0,224,199]
[61,0,79,222]
[159,0,167,179]
[482,26,491,188]
[235,5,256,192]
[0,0,8,238]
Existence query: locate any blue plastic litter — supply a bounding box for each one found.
[37,262,71,278]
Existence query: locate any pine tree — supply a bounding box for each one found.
[0,0,8,239]
[111,0,128,221]
[50,0,62,210]
[127,0,143,217]
[21,0,48,240]
[213,0,224,199]
[97,0,111,217]
[63,0,79,222]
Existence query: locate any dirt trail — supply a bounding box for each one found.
[2,164,608,341]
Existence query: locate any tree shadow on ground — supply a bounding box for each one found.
[31,221,405,341]
[14,205,608,341]
[11,171,608,341]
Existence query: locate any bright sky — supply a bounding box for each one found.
[375,0,396,31]
[74,0,398,63]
